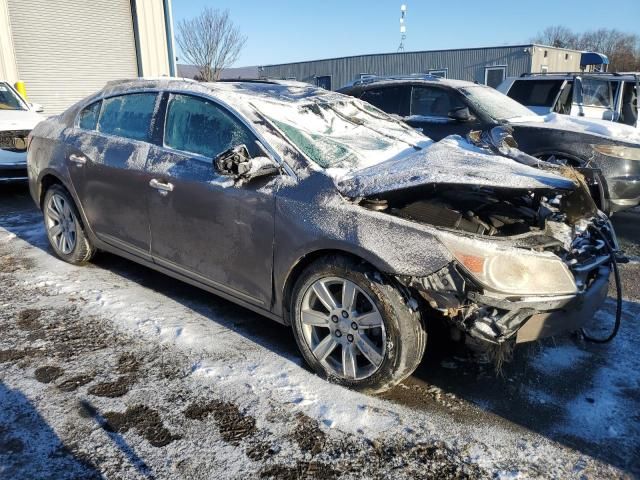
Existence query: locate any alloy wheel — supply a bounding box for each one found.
[299,276,387,380]
[46,193,77,255]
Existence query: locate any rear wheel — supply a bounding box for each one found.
[290,255,426,393]
[43,185,95,264]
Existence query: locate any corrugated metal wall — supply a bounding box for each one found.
[262,45,566,90]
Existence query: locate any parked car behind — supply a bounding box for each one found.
[339,75,640,214]
[497,72,638,128]
[28,78,616,392]
[1,81,44,182]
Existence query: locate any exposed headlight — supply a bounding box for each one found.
[592,144,640,161]
[440,235,577,296]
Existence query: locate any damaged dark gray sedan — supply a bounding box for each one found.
[27,79,617,392]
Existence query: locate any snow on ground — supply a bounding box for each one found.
[1,193,639,479]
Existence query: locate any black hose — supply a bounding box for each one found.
[581,226,622,343]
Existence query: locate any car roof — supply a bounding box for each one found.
[95,77,342,108]
[339,76,479,92]
[510,72,640,81]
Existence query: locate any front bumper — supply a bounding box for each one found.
[468,266,610,343]
[0,150,28,182]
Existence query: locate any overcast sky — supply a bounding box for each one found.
[172,0,639,66]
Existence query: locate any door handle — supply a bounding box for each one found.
[69,153,87,165]
[149,178,174,193]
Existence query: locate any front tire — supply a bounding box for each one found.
[290,255,426,393]
[43,185,95,265]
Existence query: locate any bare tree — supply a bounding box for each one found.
[577,29,640,71]
[176,8,247,82]
[532,25,578,49]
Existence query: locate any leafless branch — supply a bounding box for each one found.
[176,8,247,82]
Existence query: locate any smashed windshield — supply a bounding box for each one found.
[460,85,535,121]
[0,82,26,111]
[254,97,430,171]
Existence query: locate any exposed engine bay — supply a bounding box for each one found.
[361,185,571,237]
[355,126,622,351]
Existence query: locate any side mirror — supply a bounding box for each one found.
[214,144,280,181]
[448,106,474,123]
[29,102,44,113]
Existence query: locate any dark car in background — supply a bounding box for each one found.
[339,75,640,214]
[28,78,616,393]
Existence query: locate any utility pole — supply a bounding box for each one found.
[398,4,407,52]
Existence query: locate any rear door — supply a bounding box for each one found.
[146,93,276,307]
[406,86,482,141]
[65,92,159,259]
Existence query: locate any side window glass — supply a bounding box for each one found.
[98,93,157,142]
[164,94,254,158]
[411,87,464,117]
[77,101,101,130]
[360,87,410,116]
[581,79,613,108]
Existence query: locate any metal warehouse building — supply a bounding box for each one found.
[261,44,583,91]
[0,0,176,114]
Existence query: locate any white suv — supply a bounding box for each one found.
[498,73,638,129]
[0,81,44,182]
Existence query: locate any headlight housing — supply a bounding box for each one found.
[592,144,640,161]
[440,235,577,296]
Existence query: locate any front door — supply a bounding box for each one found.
[405,86,482,141]
[64,93,159,259]
[572,77,618,121]
[146,93,276,307]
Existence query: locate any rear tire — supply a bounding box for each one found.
[290,255,426,393]
[43,184,95,265]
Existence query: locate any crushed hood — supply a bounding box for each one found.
[0,110,44,132]
[336,136,576,198]
[508,113,640,145]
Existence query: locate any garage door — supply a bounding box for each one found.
[7,0,139,114]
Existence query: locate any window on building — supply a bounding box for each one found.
[428,69,448,78]
[315,76,332,90]
[360,86,411,117]
[410,87,465,117]
[98,93,158,142]
[164,94,255,158]
[484,66,507,89]
[77,101,102,130]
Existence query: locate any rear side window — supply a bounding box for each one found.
[77,101,101,130]
[360,86,410,116]
[507,80,564,107]
[164,94,254,158]
[98,93,158,142]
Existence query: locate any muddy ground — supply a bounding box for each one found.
[1,183,639,479]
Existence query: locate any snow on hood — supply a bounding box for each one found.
[336,136,576,198]
[509,113,640,145]
[0,109,44,132]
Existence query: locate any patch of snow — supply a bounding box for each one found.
[530,344,590,376]
[510,113,640,145]
[336,135,575,198]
